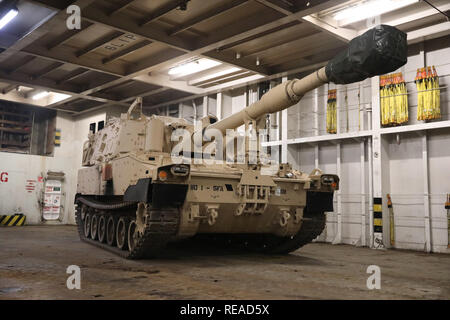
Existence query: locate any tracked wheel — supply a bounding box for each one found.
[91,214,99,240]
[128,220,139,252]
[106,215,118,246]
[75,197,179,259]
[116,217,130,250]
[98,215,107,243]
[84,213,91,238]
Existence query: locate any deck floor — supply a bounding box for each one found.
[0,226,449,299]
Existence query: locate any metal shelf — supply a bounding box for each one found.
[263,120,450,147]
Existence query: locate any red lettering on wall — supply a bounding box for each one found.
[0,172,8,183]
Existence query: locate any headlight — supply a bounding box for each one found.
[321,175,339,189]
[170,164,190,176]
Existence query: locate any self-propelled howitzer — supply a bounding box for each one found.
[75,25,407,259]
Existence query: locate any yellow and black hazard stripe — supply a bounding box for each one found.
[373,197,383,234]
[55,129,61,147]
[0,214,26,227]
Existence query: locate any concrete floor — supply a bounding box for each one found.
[0,226,449,300]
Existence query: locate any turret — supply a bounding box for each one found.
[206,24,407,135]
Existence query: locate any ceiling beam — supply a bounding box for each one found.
[80,3,193,52]
[371,2,450,34]
[9,45,126,77]
[32,62,65,80]
[215,20,300,52]
[57,68,91,84]
[300,15,356,42]
[0,69,128,107]
[108,0,139,16]
[407,21,450,44]
[254,0,295,15]
[30,0,345,111]
[192,70,252,87]
[140,0,190,26]
[255,0,357,43]
[102,80,135,91]
[65,0,344,110]
[261,40,342,67]
[76,31,124,58]
[47,20,94,50]
[169,0,249,36]
[134,74,206,95]
[203,51,268,75]
[7,56,37,74]
[75,87,170,116]
[103,40,152,64]
[239,31,323,59]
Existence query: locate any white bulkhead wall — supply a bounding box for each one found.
[0,109,106,225]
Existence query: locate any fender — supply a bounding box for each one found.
[306,191,334,213]
[123,178,152,203]
[124,178,188,208]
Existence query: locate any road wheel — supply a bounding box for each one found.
[116,217,130,250]
[98,215,107,243]
[128,220,143,252]
[84,213,91,238]
[106,215,117,246]
[91,214,99,240]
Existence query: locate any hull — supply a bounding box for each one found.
[75,156,336,259]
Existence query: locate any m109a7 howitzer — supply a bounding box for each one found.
[75,25,407,259]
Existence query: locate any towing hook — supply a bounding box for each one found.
[280,210,291,227]
[207,208,219,226]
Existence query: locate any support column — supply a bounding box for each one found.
[281,76,288,163]
[422,133,432,252]
[333,142,342,244]
[336,85,341,134]
[216,92,222,121]
[371,76,389,249]
[368,136,374,248]
[313,88,319,169]
[202,96,208,117]
[360,139,366,246]
[178,103,183,119]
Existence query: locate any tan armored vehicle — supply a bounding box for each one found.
[75,25,407,259]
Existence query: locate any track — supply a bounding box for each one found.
[75,197,179,259]
[76,195,324,258]
[262,209,326,254]
[194,209,326,254]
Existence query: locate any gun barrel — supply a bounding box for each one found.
[205,24,407,135]
[209,67,328,135]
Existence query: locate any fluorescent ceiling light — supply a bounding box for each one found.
[189,67,242,85]
[333,0,418,26]
[168,58,222,77]
[52,93,71,103]
[0,8,18,30]
[32,91,50,100]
